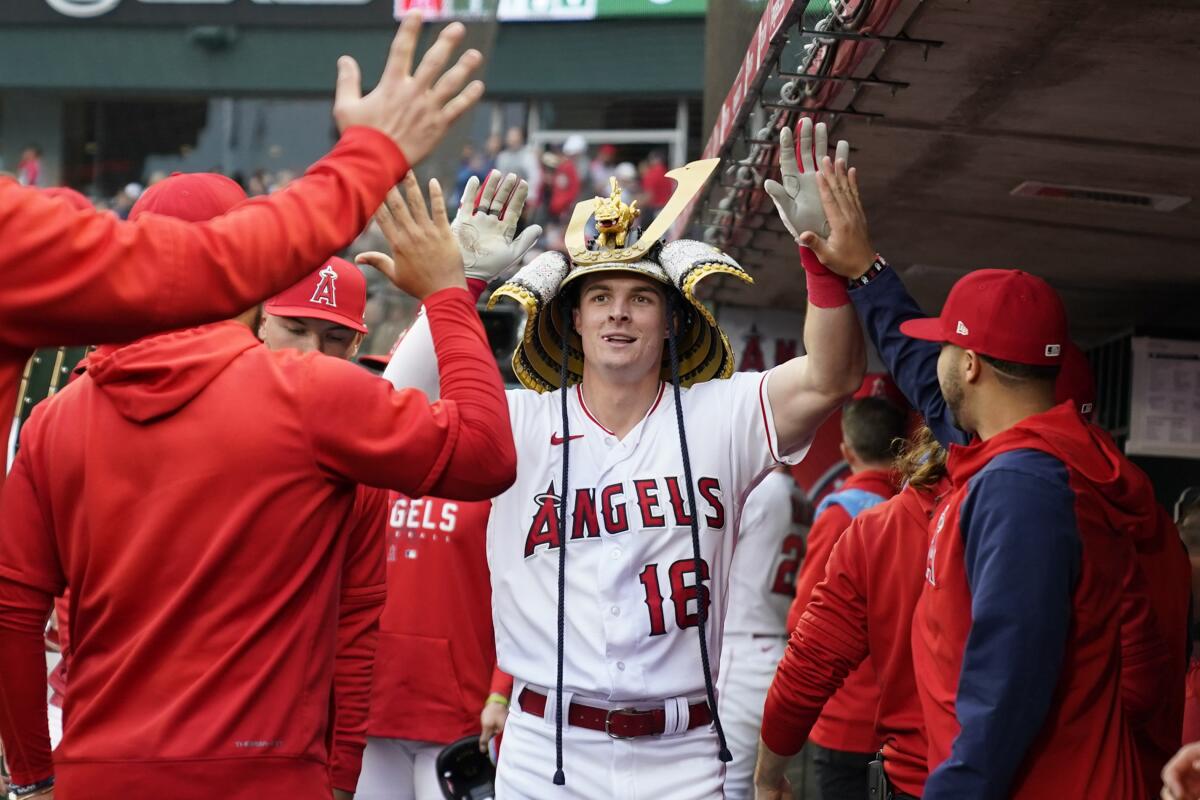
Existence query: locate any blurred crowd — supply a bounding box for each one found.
[452,127,676,254]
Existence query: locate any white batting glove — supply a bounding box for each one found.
[763,118,850,243]
[452,171,543,285]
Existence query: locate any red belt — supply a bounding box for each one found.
[518,688,712,739]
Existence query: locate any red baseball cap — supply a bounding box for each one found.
[264,257,368,334]
[899,269,1068,366]
[42,186,92,212]
[129,172,247,222]
[1054,341,1097,419]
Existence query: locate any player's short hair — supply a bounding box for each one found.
[841,396,907,464]
[979,353,1060,386]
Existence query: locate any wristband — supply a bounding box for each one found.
[486,693,510,706]
[848,255,889,289]
[467,278,488,301]
[800,247,851,308]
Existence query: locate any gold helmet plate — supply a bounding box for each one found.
[564,157,720,266]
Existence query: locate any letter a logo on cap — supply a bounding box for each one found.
[310,264,338,307]
[955,320,969,336]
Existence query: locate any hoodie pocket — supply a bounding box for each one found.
[371,632,475,730]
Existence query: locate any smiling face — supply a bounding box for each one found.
[259,314,362,360]
[572,272,668,385]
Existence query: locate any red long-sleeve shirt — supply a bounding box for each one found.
[0,289,515,798]
[0,126,407,490]
[368,496,502,744]
[787,468,896,754]
[765,482,942,796]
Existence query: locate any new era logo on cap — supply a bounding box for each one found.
[897,269,1068,367]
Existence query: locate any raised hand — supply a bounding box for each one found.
[797,155,876,280]
[452,171,543,284]
[333,12,485,166]
[356,173,466,300]
[764,117,849,243]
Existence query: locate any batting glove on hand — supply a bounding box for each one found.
[763,118,849,243]
[452,170,543,285]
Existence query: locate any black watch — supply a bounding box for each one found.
[848,255,888,289]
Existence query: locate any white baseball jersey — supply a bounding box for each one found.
[722,468,804,636]
[488,369,809,704]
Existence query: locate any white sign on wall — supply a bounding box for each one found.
[1127,336,1200,459]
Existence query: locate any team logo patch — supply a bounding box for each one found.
[1045,344,1061,357]
[310,264,338,307]
[955,320,969,336]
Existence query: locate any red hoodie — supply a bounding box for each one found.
[787,468,896,754]
[1117,471,1190,794]
[0,127,406,491]
[764,480,946,796]
[368,495,501,744]
[914,402,1153,798]
[0,289,515,798]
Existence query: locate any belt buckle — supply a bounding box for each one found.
[604,707,639,739]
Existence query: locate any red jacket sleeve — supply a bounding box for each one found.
[0,413,64,785]
[330,487,389,793]
[489,668,515,699]
[0,127,407,350]
[787,503,851,631]
[1119,553,1170,725]
[300,288,515,500]
[762,523,871,756]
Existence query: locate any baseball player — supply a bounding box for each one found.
[0,171,515,800]
[375,117,866,798]
[713,467,804,800]
[0,14,484,483]
[797,155,1175,796]
[824,175,1189,795]
[755,426,949,800]
[254,255,388,798]
[782,395,904,798]
[354,495,506,800]
[258,257,368,360]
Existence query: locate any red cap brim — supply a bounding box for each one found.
[264,304,368,334]
[899,317,948,343]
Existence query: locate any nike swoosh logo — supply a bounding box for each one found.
[550,434,584,445]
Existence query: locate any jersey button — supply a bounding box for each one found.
[616,661,626,671]
[605,436,615,446]
[610,548,621,560]
[610,606,620,616]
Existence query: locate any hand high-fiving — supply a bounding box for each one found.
[333,12,485,166]
[796,151,876,281]
[452,171,543,284]
[764,117,849,243]
[357,173,466,300]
